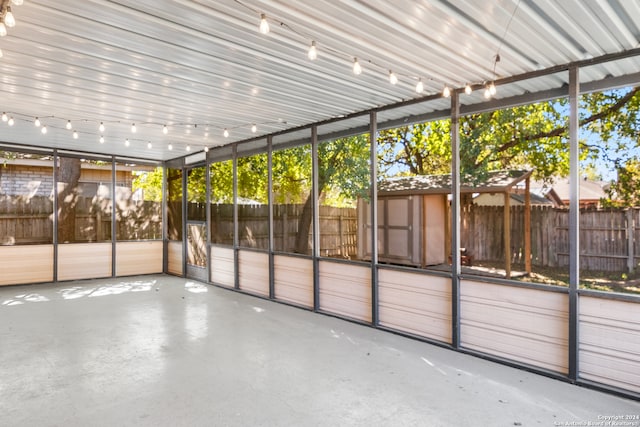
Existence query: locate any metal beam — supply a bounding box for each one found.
[312,126,320,312]
[267,136,275,299]
[369,111,379,326]
[450,91,461,349]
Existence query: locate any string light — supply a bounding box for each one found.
[0,47,3,58]
[8,116,14,126]
[307,41,317,60]
[163,124,168,134]
[131,123,136,133]
[465,83,472,95]
[0,21,7,37]
[415,79,424,94]
[223,128,229,138]
[186,145,191,152]
[489,81,497,96]
[352,57,362,75]
[147,142,152,149]
[41,125,47,134]
[388,70,398,85]
[204,147,209,153]
[259,14,269,34]
[99,122,105,132]
[72,130,78,139]
[484,84,491,99]
[168,143,173,150]
[4,7,15,28]
[125,138,130,146]
[34,117,40,127]
[251,123,257,133]
[11,0,24,5]
[442,85,451,98]
[1,112,7,122]
[66,120,72,130]
[99,135,104,144]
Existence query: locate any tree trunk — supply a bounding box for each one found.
[294,193,314,254]
[57,157,81,243]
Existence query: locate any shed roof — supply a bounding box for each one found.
[378,170,533,196]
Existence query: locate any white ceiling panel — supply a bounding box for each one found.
[0,0,638,161]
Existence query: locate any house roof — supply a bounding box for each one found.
[378,170,533,196]
[550,177,608,202]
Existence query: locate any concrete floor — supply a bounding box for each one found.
[0,275,638,427]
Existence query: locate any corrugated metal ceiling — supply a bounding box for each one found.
[0,0,639,161]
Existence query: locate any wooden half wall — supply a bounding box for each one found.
[274,255,313,308]
[58,243,112,281]
[378,268,451,343]
[167,241,183,276]
[210,246,235,287]
[460,279,569,374]
[238,249,269,297]
[0,245,54,285]
[115,241,163,276]
[319,260,371,322]
[579,296,640,394]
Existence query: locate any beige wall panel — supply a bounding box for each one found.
[319,261,371,322]
[238,250,269,296]
[0,245,54,285]
[461,280,569,373]
[167,241,183,276]
[274,255,313,308]
[58,243,112,281]
[211,246,235,287]
[378,269,451,343]
[423,195,446,265]
[116,241,163,276]
[579,296,640,394]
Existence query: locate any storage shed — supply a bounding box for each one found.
[358,170,534,278]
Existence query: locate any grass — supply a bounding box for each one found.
[473,261,640,295]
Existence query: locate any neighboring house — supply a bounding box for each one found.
[548,177,609,208]
[474,192,554,206]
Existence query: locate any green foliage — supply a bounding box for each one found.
[318,134,371,207]
[603,158,640,207]
[238,153,268,203]
[210,160,233,203]
[272,145,311,204]
[131,167,163,202]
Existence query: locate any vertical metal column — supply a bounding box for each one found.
[267,136,275,299]
[111,157,117,277]
[52,149,59,282]
[233,144,240,289]
[182,165,188,278]
[451,91,462,349]
[568,65,580,381]
[369,111,379,326]
[312,126,320,312]
[205,156,212,283]
[162,164,168,274]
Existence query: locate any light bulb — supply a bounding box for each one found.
[352,57,362,75]
[465,83,472,95]
[99,135,104,144]
[489,82,497,96]
[41,125,47,134]
[66,120,72,130]
[131,123,136,133]
[484,86,491,99]
[4,8,15,28]
[204,147,209,153]
[1,112,7,122]
[11,0,24,5]
[204,132,209,137]
[0,47,3,58]
[259,14,269,34]
[251,124,257,133]
[223,128,229,138]
[389,70,398,85]
[73,130,78,139]
[8,116,14,126]
[147,142,152,149]
[163,124,168,134]
[34,117,40,127]
[186,145,191,152]
[415,79,424,94]
[442,85,451,98]
[307,41,317,60]
[125,138,130,146]
[99,122,105,132]
[168,143,173,151]
[0,22,7,37]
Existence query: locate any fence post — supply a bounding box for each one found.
[627,208,635,274]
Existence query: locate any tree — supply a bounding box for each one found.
[57,157,82,243]
[604,158,640,207]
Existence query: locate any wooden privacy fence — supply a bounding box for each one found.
[0,195,162,243]
[462,205,640,273]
